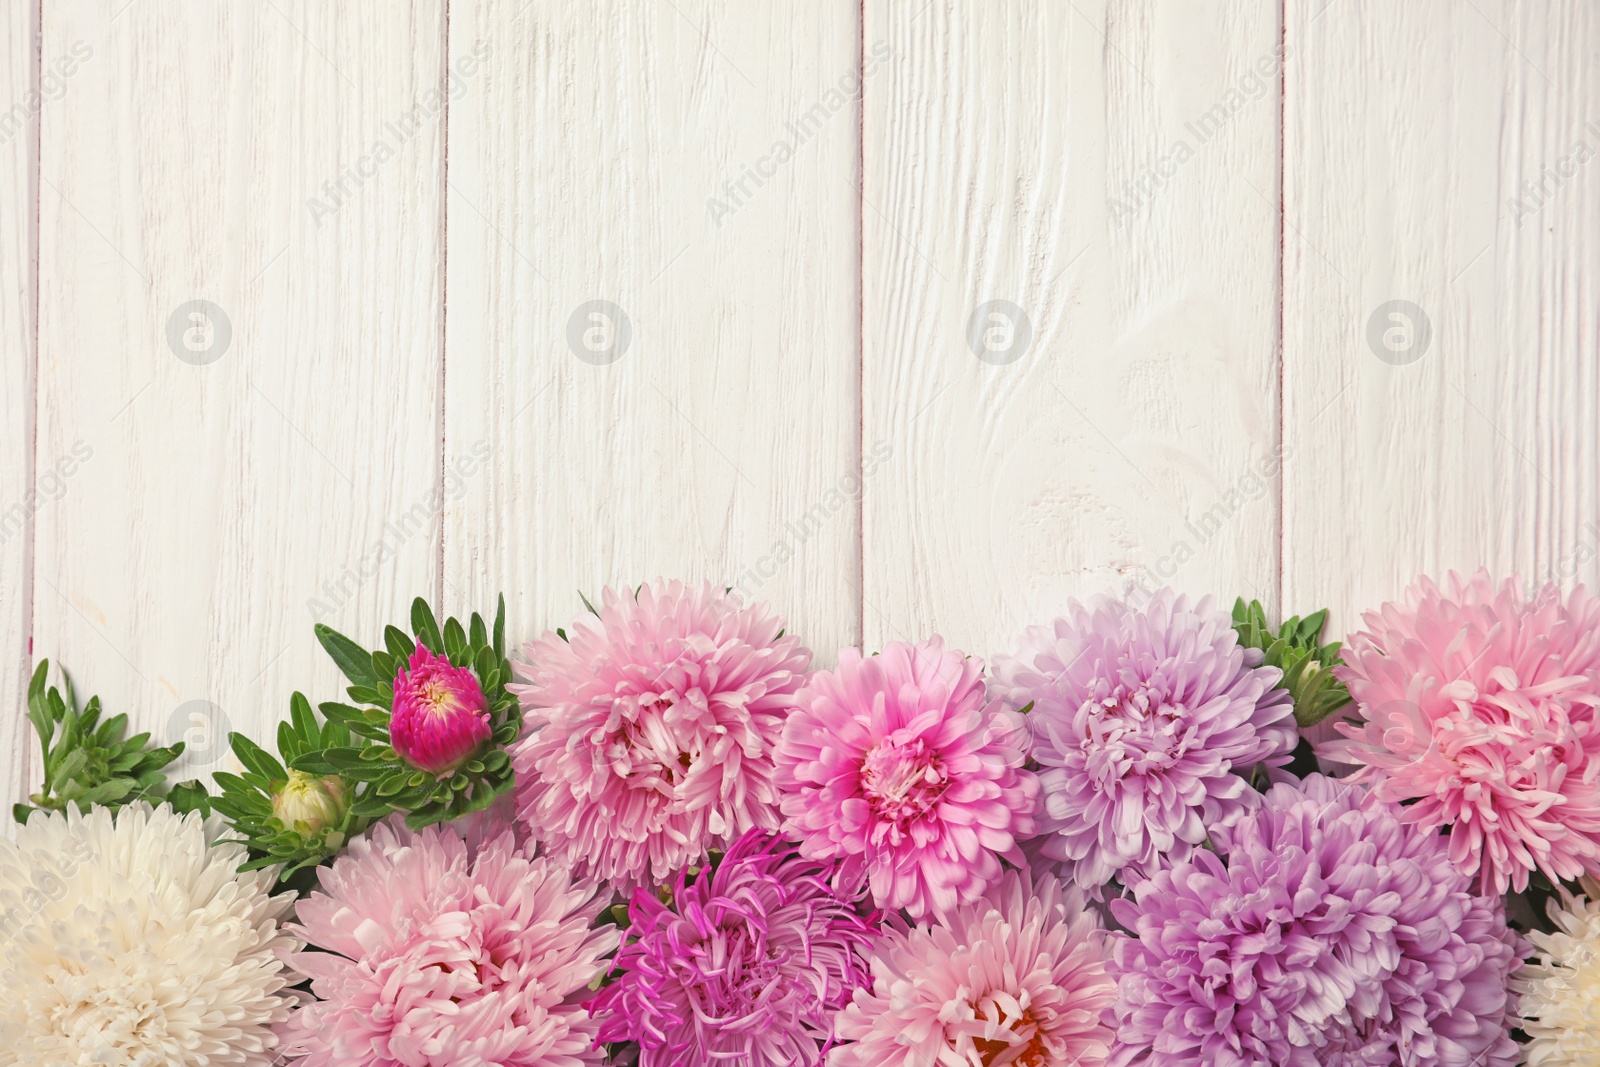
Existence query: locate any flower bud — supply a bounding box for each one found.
[271,770,349,834]
[390,645,491,775]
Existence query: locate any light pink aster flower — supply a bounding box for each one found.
[830,867,1116,1067]
[280,817,617,1067]
[1322,570,1600,894]
[991,589,1296,889]
[775,638,1037,920]
[390,644,491,775]
[512,579,811,888]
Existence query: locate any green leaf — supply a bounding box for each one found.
[578,590,600,616]
[493,595,506,657]
[230,733,287,783]
[412,597,445,654]
[167,780,211,816]
[469,612,488,652]
[290,692,318,745]
[315,623,380,688]
[26,662,54,755]
[443,618,467,662]
[384,625,415,663]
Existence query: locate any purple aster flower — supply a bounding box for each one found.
[991,589,1295,888]
[592,828,879,1066]
[1108,774,1526,1067]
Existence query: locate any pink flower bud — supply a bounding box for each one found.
[390,645,491,775]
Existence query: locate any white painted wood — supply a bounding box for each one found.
[443,1,862,662]
[28,0,444,803]
[862,0,1285,656]
[1283,0,1600,641]
[0,5,35,818]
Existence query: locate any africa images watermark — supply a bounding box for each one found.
[307,439,493,620]
[708,39,893,228]
[0,441,94,546]
[1506,118,1600,228]
[0,40,93,147]
[306,39,491,227]
[734,438,894,597]
[1109,43,1289,227]
[1121,444,1290,604]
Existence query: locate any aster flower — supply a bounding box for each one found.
[390,644,492,773]
[304,595,520,829]
[991,589,1295,889]
[1109,774,1524,1067]
[775,637,1037,919]
[830,867,1116,1067]
[1514,875,1600,1067]
[512,579,811,888]
[0,803,301,1066]
[1322,570,1600,894]
[281,815,618,1067]
[208,691,368,880]
[593,828,878,1065]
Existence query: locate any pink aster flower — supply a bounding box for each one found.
[512,579,811,888]
[991,589,1296,889]
[830,867,1116,1067]
[280,816,617,1067]
[1109,774,1525,1067]
[775,638,1037,920]
[592,828,879,1066]
[1322,570,1600,894]
[390,644,491,775]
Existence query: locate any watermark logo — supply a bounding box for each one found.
[167,699,232,776]
[1366,300,1431,365]
[567,301,631,365]
[968,301,1033,366]
[166,300,232,365]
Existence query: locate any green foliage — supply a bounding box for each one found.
[13,661,185,824]
[1231,599,1352,728]
[207,692,367,881]
[296,595,519,831]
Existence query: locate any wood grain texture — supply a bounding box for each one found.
[25,0,444,807]
[443,1,862,662]
[0,4,36,816]
[862,0,1284,656]
[1283,0,1600,639]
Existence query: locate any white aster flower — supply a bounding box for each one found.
[1515,876,1600,1067]
[0,802,301,1066]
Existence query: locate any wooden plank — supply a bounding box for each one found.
[0,4,35,818]
[862,0,1285,655]
[1283,0,1600,639]
[31,0,444,795]
[443,2,861,660]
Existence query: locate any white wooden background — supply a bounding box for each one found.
[2,0,1597,812]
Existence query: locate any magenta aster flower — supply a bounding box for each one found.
[830,867,1116,1067]
[1322,570,1600,894]
[512,579,811,888]
[592,829,878,1065]
[1109,774,1525,1067]
[991,589,1295,889]
[280,816,617,1067]
[775,638,1037,920]
[389,644,491,775]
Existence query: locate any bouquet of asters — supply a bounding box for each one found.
[12,571,1600,1066]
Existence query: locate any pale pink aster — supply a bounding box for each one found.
[280,817,617,1067]
[390,644,491,775]
[830,867,1116,1067]
[1321,570,1600,894]
[991,589,1296,889]
[775,638,1037,920]
[512,579,811,888]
